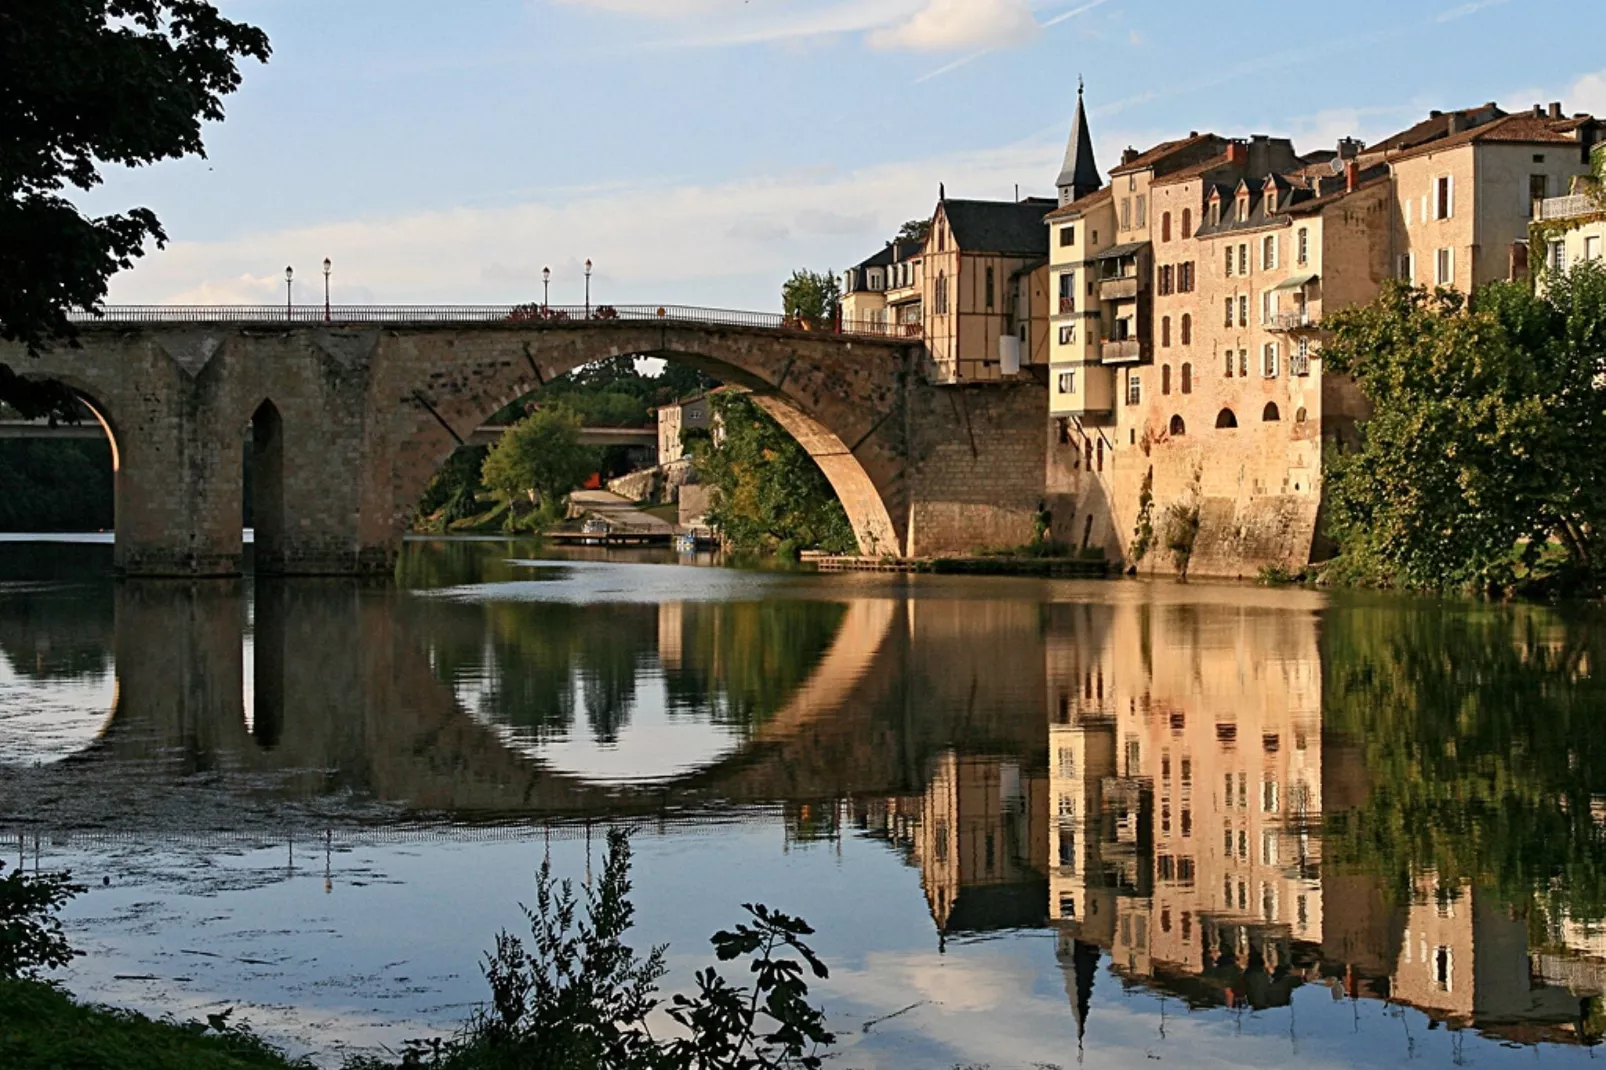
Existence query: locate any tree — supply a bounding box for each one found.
[779,270,840,330]
[1320,269,1606,591]
[480,407,597,530]
[0,1,271,418]
[688,393,856,555]
[895,218,931,246]
[0,863,83,979]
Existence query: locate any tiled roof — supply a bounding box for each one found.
[1044,185,1112,220]
[1150,151,1234,187]
[1367,103,1506,155]
[940,197,1057,255]
[1387,112,1588,161]
[1108,133,1225,177]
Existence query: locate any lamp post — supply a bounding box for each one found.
[542,266,551,310]
[285,266,294,321]
[584,258,593,318]
[322,258,332,323]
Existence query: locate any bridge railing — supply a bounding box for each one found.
[71,304,922,340]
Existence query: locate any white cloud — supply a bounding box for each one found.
[106,141,1068,311]
[868,0,1039,52]
[1434,0,1509,22]
[1569,69,1606,117]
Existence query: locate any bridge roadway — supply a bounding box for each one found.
[0,304,1051,576]
[0,419,656,449]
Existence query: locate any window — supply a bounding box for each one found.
[1552,241,1568,273]
[1238,295,1249,327]
[1216,408,1238,429]
[1236,194,1249,223]
[1162,212,1172,242]
[1182,208,1192,238]
[1135,195,1147,228]
[1435,946,1453,992]
[1180,314,1192,347]
[1179,261,1195,292]
[1239,349,1248,377]
[1262,235,1277,271]
[1162,363,1172,393]
[1091,229,1098,245]
[1210,200,1221,227]
[1225,246,1234,277]
[1058,270,1076,313]
[1058,324,1075,345]
[937,225,945,251]
[1587,236,1602,262]
[1263,401,1281,422]
[1162,316,1172,349]
[1263,345,1278,379]
[1058,370,1076,394]
[1159,264,1174,295]
[1224,297,1234,327]
[1170,414,1186,436]
[1224,351,1234,377]
[1292,336,1310,376]
[935,271,948,313]
[1262,290,1273,324]
[1121,197,1132,229]
[1096,438,1103,471]
[1180,361,1193,393]
[985,266,995,310]
[1397,252,1415,283]
[1262,778,1280,812]
[1060,225,1076,247]
[1530,174,1548,217]
[1436,247,1455,285]
[1238,243,1249,275]
[1436,174,1453,220]
[1127,373,1142,406]
[1297,228,1309,266]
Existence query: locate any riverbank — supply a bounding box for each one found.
[806,552,1111,578]
[0,979,310,1069]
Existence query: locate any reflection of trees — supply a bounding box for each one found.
[1322,599,1606,921]
[422,598,847,746]
[0,582,114,681]
[662,601,847,729]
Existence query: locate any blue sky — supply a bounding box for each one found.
[92,0,1606,310]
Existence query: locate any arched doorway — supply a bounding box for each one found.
[247,400,286,573]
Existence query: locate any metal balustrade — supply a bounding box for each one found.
[1538,194,1601,221]
[66,304,921,340]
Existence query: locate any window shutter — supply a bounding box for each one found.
[1446,175,1454,219]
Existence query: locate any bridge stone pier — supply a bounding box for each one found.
[2,316,1049,576]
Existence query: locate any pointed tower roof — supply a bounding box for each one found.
[1056,79,1102,203]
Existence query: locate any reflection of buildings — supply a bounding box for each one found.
[1029,589,1606,1048]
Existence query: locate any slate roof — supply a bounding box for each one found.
[1056,86,1102,198]
[1191,164,1389,237]
[940,198,1057,256]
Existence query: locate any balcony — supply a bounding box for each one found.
[1059,296,1076,314]
[1267,311,1321,332]
[1099,275,1140,301]
[1538,193,1603,221]
[1101,338,1143,363]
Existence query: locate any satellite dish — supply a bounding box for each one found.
[1329,157,1347,175]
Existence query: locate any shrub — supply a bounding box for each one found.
[0,862,83,979]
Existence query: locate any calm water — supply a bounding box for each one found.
[5,536,1606,1067]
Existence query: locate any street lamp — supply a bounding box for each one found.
[285,266,294,321]
[584,258,593,318]
[322,258,332,323]
[542,266,551,309]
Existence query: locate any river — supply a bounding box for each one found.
[3,535,1606,1067]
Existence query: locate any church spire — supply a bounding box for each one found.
[1056,78,1102,205]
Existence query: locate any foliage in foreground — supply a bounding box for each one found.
[363,828,834,1070]
[0,862,83,980]
[1320,268,1606,592]
[687,394,856,556]
[0,1,270,418]
[480,406,598,532]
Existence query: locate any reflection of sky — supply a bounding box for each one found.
[43,822,1603,1070]
[457,666,743,784]
[0,653,116,764]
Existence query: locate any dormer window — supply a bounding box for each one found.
[1236,195,1249,223]
[1266,188,1278,214]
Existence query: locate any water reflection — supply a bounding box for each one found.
[5,545,1606,1062]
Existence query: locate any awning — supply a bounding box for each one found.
[1272,273,1319,291]
[1091,241,1149,261]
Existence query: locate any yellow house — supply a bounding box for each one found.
[1534,166,1606,288]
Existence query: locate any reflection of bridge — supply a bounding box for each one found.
[1,304,1051,575]
[0,581,1048,827]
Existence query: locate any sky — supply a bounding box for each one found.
[87,0,1606,311]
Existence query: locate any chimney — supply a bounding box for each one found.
[1345,159,1359,193]
[1225,141,1247,167]
[1430,109,1443,118]
[1447,113,1465,134]
[1337,137,1362,160]
[1550,101,1564,120]
[1534,104,1546,117]
[1121,147,1138,165]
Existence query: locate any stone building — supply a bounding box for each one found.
[1533,168,1606,288]
[655,392,712,465]
[1042,95,1600,577]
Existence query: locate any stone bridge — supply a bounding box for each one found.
[0,307,1051,575]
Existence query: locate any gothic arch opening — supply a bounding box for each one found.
[1262,402,1281,422]
[247,400,286,574]
[1216,408,1238,429]
[1169,414,1186,437]
[0,372,120,536]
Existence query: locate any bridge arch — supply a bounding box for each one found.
[387,322,911,560]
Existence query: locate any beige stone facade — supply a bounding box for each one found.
[655,392,711,464]
[1040,98,1600,577]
